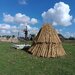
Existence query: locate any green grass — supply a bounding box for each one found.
[0,42,75,75]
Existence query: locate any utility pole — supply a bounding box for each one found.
[18,31,19,38]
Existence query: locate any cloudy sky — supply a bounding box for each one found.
[0,0,75,37]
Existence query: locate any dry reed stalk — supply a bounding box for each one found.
[28,24,66,57]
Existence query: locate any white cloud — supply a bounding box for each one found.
[61,32,75,38]
[19,0,27,5]
[3,13,38,25]
[0,24,19,35]
[42,2,72,26]
[1,30,11,35]
[0,24,18,31]
[11,26,17,30]
[2,13,38,36]
[19,23,39,35]
[19,23,31,30]
[0,23,38,36]
[7,31,11,34]
[14,13,30,24]
[1,30,6,33]
[3,13,14,23]
[11,26,19,33]
[29,27,39,35]
[56,29,62,34]
[0,24,10,30]
[31,18,38,25]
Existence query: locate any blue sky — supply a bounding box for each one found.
[0,0,75,37]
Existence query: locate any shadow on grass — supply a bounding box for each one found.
[21,46,32,54]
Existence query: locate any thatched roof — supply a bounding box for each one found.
[28,24,66,57]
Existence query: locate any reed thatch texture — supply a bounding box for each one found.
[28,24,66,57]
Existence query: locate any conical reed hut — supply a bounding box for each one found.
[28,24,66,57]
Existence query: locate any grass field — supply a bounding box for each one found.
[0,42,75,75]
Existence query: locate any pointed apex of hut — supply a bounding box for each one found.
[29,23,66,58]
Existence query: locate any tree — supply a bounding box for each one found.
[12,35,15,38]
[30,34,36,40]
[69,37,75,40]
[58,34,65,41]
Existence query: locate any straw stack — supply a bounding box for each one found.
[28,24,66,57]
